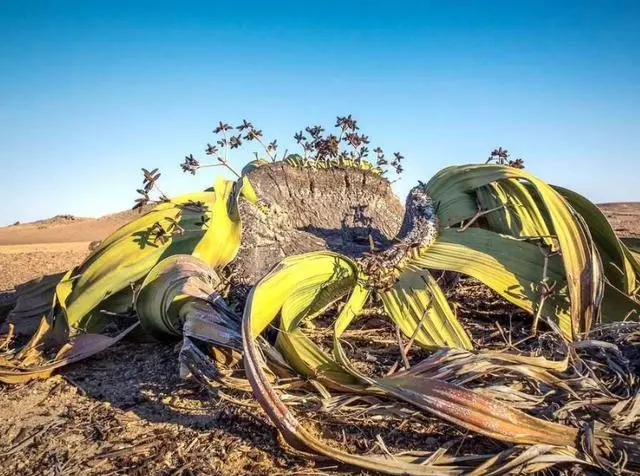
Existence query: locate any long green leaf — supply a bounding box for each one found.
[60,191,216,331]
[426,164,602,338]
[553,185,639,294]
[409,227,574,337]
[380,268,472,349]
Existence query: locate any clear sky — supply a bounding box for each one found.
[1,1,639,226]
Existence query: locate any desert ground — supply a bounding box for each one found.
[0,211,312,475]
[0,202,639,475]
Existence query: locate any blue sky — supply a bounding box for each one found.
[1,1,639,226]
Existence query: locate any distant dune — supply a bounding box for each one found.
[0,207,153,291]
[0,207,152,246]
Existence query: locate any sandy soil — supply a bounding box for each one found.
[0,209,148,247]
[0,209,149,293]
[0,203,638,475]
[0,211,317,475]
[0,343,304,475]
[599,202,640,238]
[0,243,91,295]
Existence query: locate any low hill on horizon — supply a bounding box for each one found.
[0,206,154,246]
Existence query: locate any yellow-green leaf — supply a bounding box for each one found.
[381,268,472,349]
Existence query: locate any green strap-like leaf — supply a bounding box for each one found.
[622,237,640,255]
[601,282,640,323]
[426,164,602,338]
[135,254,223,339]
[476,179,553,246]
[192,177,242,267]
[409,227,574,338]
[553,185,639,295]
[381,268,472,350]
[245,251,364,390]
[58,192,216,331]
